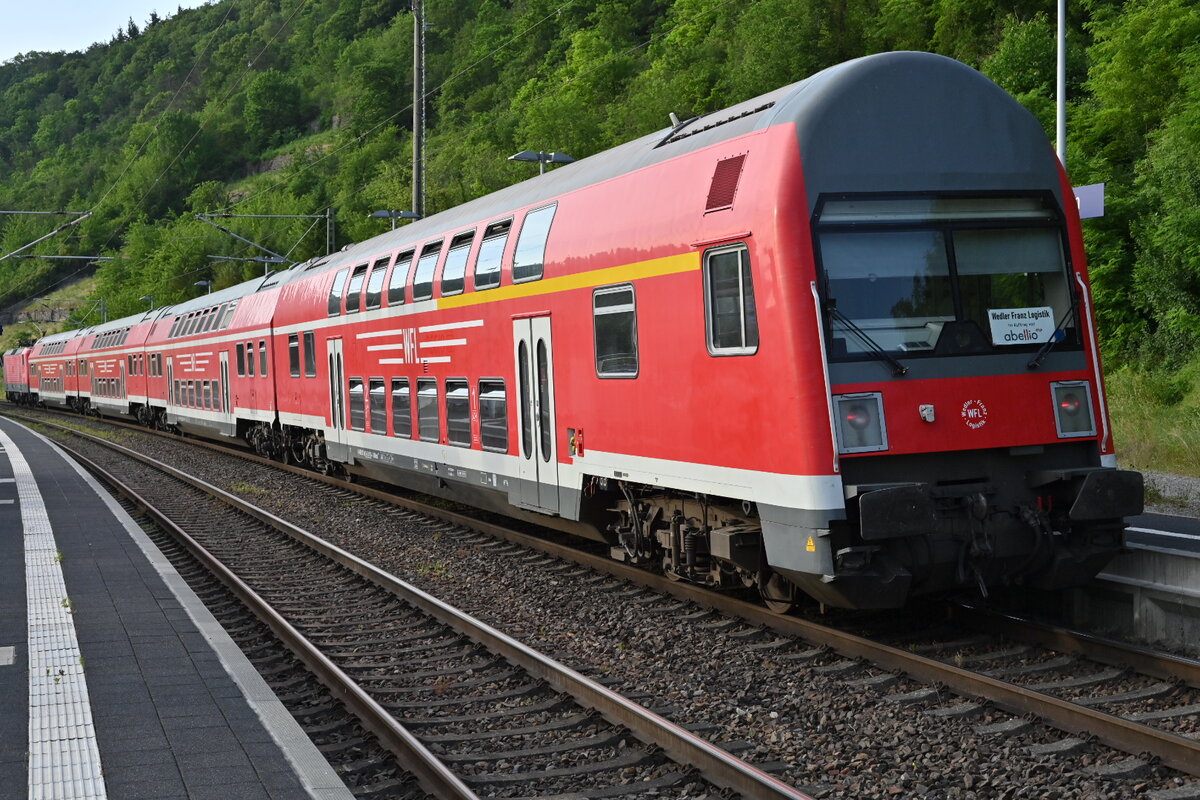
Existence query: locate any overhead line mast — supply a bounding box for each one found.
[413,0,426,218]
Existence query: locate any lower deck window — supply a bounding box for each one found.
[417,379,439,442]
[349,377,365,430]
[369,378,386,434]
[479,379,507,451]
[446,379,470,446]
[391,378,411,438]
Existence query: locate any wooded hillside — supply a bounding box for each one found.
[0,0,1195,366]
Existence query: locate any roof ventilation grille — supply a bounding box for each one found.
[705,154,746,212]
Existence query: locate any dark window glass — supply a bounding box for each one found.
[446,379,470,446]
[474,221,510,290]
[288,334,300,377]
[413,243,442,301]
[365,257,388,310]
[345,264,368,313]
[513,204,556,282]
[369,378,386,434]
[348,376,365,430]
[537,340,551,461]
[327,267,350,316]
[303,331,317,377]
[258,340,268,376]
[246,342,255,377]
[706,244,759,353]
[236,344,246,377]
[518,342,532,459]
[441,233,474,296]
[479,380,507,452]
[214,380,221,411]
[188,381,196,407]
[417,378,439,442]
[387,252,413,305]
[204,382,213,410]
[391,378,411,438]
[220,301,237,328]
[594,285,638,377]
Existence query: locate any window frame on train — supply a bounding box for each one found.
[703,242,760,356]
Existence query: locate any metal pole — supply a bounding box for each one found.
[1056,0,1067,168]
[327,207,335,254]
[0,212,92,264]
[412,0,426,218]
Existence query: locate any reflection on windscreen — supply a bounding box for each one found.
[820,219,1072,358]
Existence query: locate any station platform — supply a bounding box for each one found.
[0,417,355,800]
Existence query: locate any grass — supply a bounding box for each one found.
[1106,361,1200,477]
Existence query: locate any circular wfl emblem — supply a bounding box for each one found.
[961,399,988,430]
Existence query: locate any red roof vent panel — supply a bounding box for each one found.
[705,154,746,212]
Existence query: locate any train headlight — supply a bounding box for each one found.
[834,392,888,453]
[1051,381,1096,437]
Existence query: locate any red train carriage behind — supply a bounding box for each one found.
[3,346,32,404]
[16,52,1142,610]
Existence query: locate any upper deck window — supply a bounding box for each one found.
[327,268,350,316]
[345,264,369,313]
[365,256,388,310]
[440,231,475,296]
[412,241,443,301]
[513,204,556,283]
[474,220,510,290]
[387,252,414,306]
[815,195,1075,362]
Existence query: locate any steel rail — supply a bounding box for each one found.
[50,437,478,800]
[14,407,1200,777]
[952,601,1200,689]
[24,414,812,800]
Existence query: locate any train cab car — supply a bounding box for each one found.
[3,346,32,404]
[254,51,1141,610]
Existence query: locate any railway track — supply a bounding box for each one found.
[27,411,807,799]
[8,405,1200,797]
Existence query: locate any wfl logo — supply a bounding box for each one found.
[961,399,988,430]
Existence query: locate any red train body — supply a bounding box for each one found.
[18,53,1142,609]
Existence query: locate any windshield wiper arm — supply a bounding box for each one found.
[1027,305,1076,369]
[829,306,908,377]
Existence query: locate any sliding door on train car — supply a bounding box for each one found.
[326,338,346,450]
[512,316,560,515]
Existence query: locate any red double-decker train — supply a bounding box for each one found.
[6,52,1142,610]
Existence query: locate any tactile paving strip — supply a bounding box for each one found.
[0,428,107,800]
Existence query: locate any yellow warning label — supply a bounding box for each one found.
[806,536,816,552]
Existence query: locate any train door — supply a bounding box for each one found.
[166,357,175,418]
[512,316,560,514]
[220,351,232,433]
[326,338,346,447]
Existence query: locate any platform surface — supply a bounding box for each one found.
[0,417,355,800]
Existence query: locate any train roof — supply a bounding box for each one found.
[312,51,1059,276]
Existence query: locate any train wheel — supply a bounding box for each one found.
[758,571,797,615]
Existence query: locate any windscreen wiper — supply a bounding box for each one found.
[829,305,908,377]
[1026,304,1076,369]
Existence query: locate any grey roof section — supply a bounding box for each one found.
[316,52,1056,276]
[782,51,1063,212]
